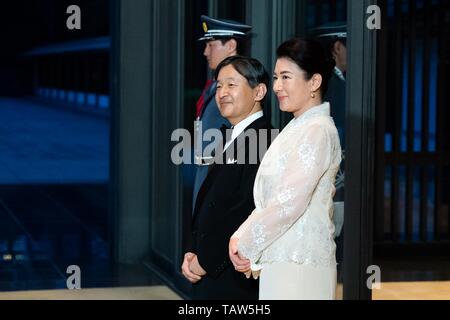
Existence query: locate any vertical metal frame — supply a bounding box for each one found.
[344,0,377,300]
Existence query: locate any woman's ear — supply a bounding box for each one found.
[310,74,323,93]
[255,83,267,102]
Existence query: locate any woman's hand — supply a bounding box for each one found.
[229,237,251,273]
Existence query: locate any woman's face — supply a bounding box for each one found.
[273,57,316,118]
[216,64,261,125]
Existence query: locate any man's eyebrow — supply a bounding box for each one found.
[217,77,238,82]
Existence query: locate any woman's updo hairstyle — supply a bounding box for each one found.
[276,38,336,97]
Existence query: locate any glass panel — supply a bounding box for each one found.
[427,165,436,241]
[412,166,421,242]
[217,0,246,21]
[401,42,409,152]
[0,0,112,292]
[428,39,438,152]
[440,166,450,240]
[384,165,393,238]
[385,133,393,152]
[398,165,407,241]
[304,0,347,300]
[413,39,423,152]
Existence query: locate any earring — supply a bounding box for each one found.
[311,92,316,98]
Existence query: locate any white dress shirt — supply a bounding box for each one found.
[334,66,345,81]
[223,111,264,152]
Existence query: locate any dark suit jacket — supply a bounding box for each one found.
[190,115,273,300]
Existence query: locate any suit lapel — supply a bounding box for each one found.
[227,116,268,162]
[192,115,269,220]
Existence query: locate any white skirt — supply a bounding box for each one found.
[259,262,336,300]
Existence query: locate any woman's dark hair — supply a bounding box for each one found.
[215,55,270,106]
[276,38,336,97]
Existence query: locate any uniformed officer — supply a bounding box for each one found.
[311,22,347,280]
[312,21,347,149]
[193,15,252,210]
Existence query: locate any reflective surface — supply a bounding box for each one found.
[0,98,161,291]
[0,185,162,292]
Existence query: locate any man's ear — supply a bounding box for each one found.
[226,38,238,54]
[333,40,345,56]
[255,84,267,102]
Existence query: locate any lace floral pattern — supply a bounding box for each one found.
[298,143,316,174]
[277,188,295,205]
[235,102,342,270]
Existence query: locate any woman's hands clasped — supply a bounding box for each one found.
[229,237,252,278]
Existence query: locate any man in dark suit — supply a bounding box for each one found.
[193,15,252,211]
[182,56,274,300]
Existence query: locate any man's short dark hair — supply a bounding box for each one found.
[215,55,269,106]
[318,37,346,58]
[218,37,250,56]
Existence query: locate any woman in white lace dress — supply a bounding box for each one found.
[229,38,341,300]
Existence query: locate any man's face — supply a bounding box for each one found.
[333,40,347,72]
[216,64,261,125]
[204,40,233,71]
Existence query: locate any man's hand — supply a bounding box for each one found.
[181,252,203,283]
[229,237,251,274]
[190,255,207,276]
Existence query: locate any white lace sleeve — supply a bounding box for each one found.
[232,210,254,239]
[236,123,333,264]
